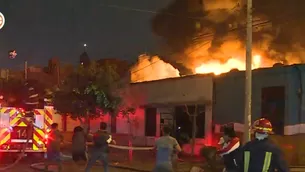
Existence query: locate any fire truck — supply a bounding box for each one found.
[0,106,54,153]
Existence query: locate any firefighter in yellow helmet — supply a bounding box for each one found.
[238,118,289,172]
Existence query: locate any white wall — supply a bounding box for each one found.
[116,108,145,136]
[52,113,63,131]
[128,74,214,106]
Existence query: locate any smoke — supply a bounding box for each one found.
[203,0,239,23]
[152,0,305,70]
[130,54,180,83]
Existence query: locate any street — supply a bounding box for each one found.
[2,161,136,172]
[0,154,136,172]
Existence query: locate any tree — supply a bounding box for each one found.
[0,78,24,107]
[0,78,48,109]
[53,61,134,130]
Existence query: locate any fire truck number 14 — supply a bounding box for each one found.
[17,129,27,138]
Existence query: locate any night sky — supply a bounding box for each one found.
[0,0,172,69]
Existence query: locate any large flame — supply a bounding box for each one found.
[130,54,180,83]
[195,55,263,75]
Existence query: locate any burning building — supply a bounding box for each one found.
[112,62,305,152]
[68,0,305,149]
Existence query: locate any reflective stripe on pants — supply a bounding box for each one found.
[244,151,272,172]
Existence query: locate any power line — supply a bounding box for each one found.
[99,3,242,21]
[99,4,203,20]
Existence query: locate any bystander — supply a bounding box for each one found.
[85,122,116,172]
[154,126,181,172]
[44,123,64,172]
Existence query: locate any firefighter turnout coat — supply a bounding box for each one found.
[238,138,289,172]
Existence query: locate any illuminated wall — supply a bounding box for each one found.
[213,64,305,135]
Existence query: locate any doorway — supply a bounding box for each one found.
[261,86,285,135]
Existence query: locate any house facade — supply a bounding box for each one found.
[64,64,305,147]
[214,64,305,135]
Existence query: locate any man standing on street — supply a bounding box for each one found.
[154,126,182,172]
[85,122,116,172]
[45,123,64,172]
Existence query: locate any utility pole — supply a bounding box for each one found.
[24,61,28,80]
[56,63,60,86]
[244,0,252,144]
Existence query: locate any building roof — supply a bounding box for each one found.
[131,63,305,85]
[130,73,214,85]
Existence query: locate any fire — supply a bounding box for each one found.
[130,54,180,83]
[195,55,263,75]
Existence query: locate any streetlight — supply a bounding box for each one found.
[83,43,87,52]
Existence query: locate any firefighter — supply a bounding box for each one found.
[217,125,241,172]
[238,118,289,172]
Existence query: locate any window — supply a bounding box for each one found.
[145,108,157,136]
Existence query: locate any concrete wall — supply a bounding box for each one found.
[213,64,305,135]
[128,74,214,106]
[111,75,214,145]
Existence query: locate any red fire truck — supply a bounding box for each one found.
[0,106,54,153]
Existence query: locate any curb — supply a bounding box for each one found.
[30,162,151,172]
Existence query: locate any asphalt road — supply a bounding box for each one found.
[0,154,135,172]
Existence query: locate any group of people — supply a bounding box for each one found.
[217,118,289,172]
[44,122,115,172]
[43,118,289,172]
[44,121,181,172]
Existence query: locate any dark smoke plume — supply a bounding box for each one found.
[152,0,305,69]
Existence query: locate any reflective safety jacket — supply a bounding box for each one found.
[238,138,289,172]
[217,137,241,171]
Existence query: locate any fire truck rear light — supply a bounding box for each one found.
[37,141,44,148]
[1,144,9,150]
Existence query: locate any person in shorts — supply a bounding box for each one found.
[72,126,88,167]
[45,123,64,172]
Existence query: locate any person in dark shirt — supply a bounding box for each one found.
[72,126,89,169]
[44,123,64,172]
[85,122,116,172]
[238,118,289,172]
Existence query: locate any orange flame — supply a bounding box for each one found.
[131,54,180,83]
[195,55,263,75]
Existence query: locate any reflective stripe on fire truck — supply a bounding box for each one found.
[8,108,27,127]
[44,106,53,130]
[0,128,10,145]
[33,128,45,150]
[33,109,46,150]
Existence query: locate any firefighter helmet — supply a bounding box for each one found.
[252,118,273,134]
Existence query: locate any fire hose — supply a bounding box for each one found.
[59,141,154,159]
